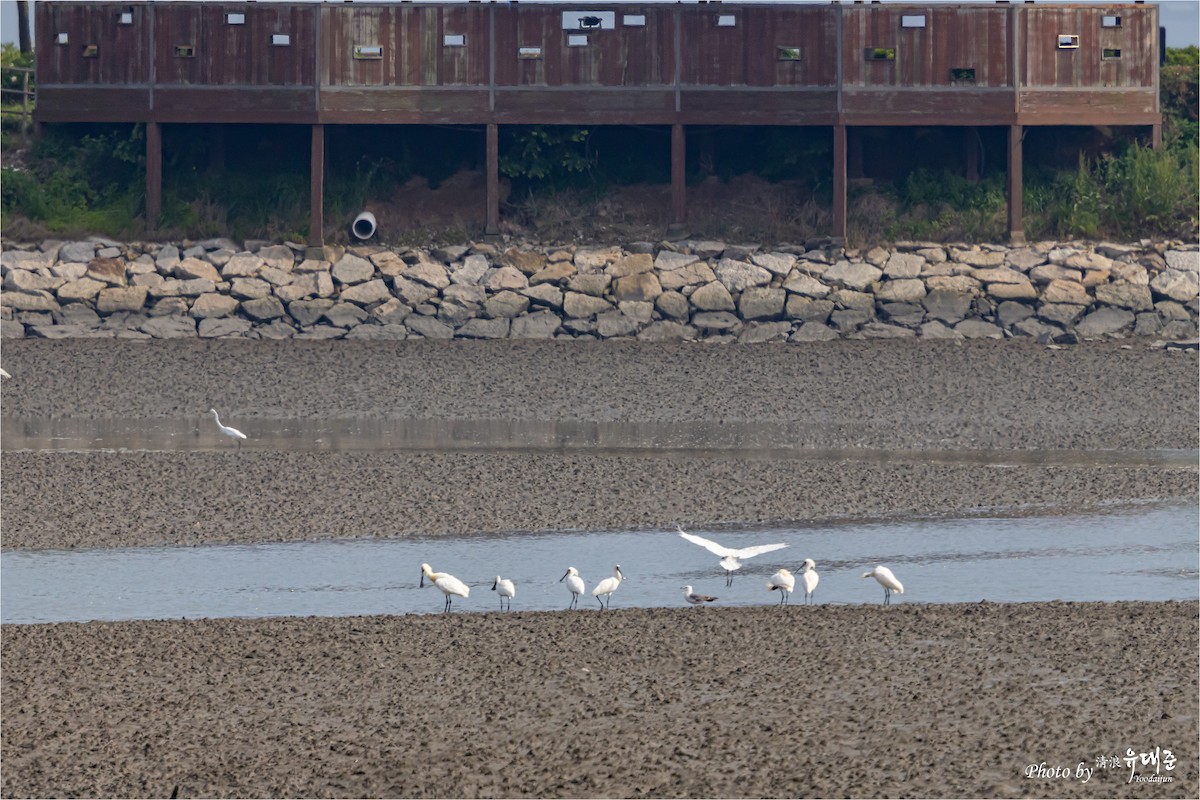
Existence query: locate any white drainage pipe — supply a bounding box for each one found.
[351,211,377,240]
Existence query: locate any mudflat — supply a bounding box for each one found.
[1,338,1196,798]
[1,339,1196,550]
[2,604,1196,798]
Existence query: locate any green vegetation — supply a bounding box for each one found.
[1,43,35,144]
[1,48,1196,243]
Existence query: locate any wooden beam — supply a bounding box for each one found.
[1151,123,1163,150]
[486,123,499,235]
[670,123,686,230]
[832,124,847,243]
[145,121,162,231]
[1007,124,1024,245]
[310,123,324,246]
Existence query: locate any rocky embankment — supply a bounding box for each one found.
[1,237,1197,341]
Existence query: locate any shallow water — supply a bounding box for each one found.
[3,415,1195,467]
[2,501,1195,624]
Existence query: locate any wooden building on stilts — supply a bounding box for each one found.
[34,1,1163,245]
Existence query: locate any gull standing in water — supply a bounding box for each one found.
[767,568,795,605]
[799,558,820,605]
[681,585,718,607]
[592,565,624,610]
[862,565,904,605]
[420,563,470,613]
[491,575,515,611]
[209,408,247,449]
[559,567,586,609]
[677,525,788,586]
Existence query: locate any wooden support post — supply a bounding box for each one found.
[669,123,686,234]
[1151,123,1163,150]
[486,123,499,235]
[1007,124,1025,245]
[964,126,979,181]
[309,123,325,246]
[146,121,162,232]
[832,124,847,244]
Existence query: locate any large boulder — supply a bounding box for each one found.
[96,286,147,313]
[714,258,772,293]
[613,272,662,303]
[1076,307,1135,338]
[823,260,882,291]
[689,281,735,312]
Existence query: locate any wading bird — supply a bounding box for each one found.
[862,565,904,605]
[592,564,624,610]
[800,558,820,605]
[209,408,247,449]
[767,568,795,605]
[677,525,788,586]
[681,585,718,606]
[560,567,586,609]
[492,575,515,611]
[0,368,10,379]
[420,562,470,613]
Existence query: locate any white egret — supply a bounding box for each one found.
[677,525,788,586]
[0,368,10,379]
[491,575,515,611]
[800,558,820,605]
[592,564,624,610]
[767,568,795,605]
[420,562,470,613]
[208,408,247,449]
[862,565,904,605]
[681,585,718,606]
[559,567,586,609]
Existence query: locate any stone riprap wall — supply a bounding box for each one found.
[1,237,1197,342]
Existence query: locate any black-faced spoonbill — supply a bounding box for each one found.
[420,562,470,613]
[800,558,820,604]
[208,408,247,449]
[491,575,515,611]
[862,565,904,605]
[559,567,586,609]
[681,585,718,606]
[767,568,795,605]
[677,525,788,586]
[592,565,624,610]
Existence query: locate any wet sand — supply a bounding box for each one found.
[1,338,1197,798]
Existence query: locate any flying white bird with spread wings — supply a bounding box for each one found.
[677,525,788,586]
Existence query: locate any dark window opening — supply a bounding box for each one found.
[174,45,195,58]
[951,67,976,84]
[865,47,896,61]
[1102,48,1122,60]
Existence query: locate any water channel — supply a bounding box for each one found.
[3,502,1195,624]
[3,415,1196,624]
